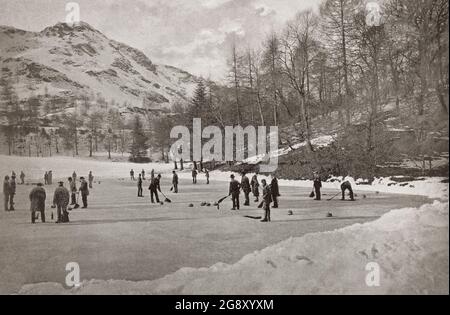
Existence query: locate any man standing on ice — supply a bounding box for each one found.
[8,174,16,211]
[228,174,241,211]
[172,171,179,193]
[205,169,210,185]
[68,177,77,205]
[141,169,146,180]
[48,170,53,185]
[270,175,280,208]
[137,174,143,197]
[192,169,198,184]
[241,173,251,206]
[130,169,135,181]
[251,174,260,203]
[150,169,155,181]
[3,176,10,211]
[29,183,46,224]
[313,172,322,201]
[149,174,162,204]
[53,181,70,223]
[20,171,25,185]
[88,171,94,189]
[261,179,272,222]
[79,177,89,209]
[72,171,77,183]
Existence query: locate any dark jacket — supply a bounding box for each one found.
[53,187,70,207]
[80,181,89,196]
[172,174,179,185]
[69,181,77,193]
[270,178,280,197]
[229,179,241,195]
[3,180,10,195]
[262,185,272,203]
[313,178,322,189]
[251,175,259,196]
[138,177,143,186]
[149,178,161,192]
[29,186,46,212]
[9,178,16,194]
[241,176,251,193]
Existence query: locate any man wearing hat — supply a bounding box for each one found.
[228,174,241,210]
[29,183,46,223]
[149,174,162,204]
[79,177,89,209]
[241,172,251,206]
[8,174,16,211]
[261,179,272,222]
[53,181,70,223]
[313,172,322,201]
[270,175,280,209]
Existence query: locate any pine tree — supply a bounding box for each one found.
[129,115,149,162]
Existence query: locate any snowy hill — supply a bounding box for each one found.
[0,22,198,110]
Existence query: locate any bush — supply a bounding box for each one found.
[128,156,151,163]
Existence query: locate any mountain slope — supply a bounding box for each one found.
[0,22,198,110]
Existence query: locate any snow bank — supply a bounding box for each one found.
[19,201,449,295]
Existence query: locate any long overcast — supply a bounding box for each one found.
[0,0,318,80]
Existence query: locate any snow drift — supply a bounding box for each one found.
[19,200,449,295]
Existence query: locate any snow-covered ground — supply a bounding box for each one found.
[19,200,449,295]
[0,155,174,182]
[1,154,448,295]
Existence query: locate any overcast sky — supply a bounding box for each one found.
[0,0,318,80]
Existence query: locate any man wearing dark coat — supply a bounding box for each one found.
[79,177,89,209]
[137,174,143,197]
[172,171,179,193]
[341,181,355,201]
[192,169,198,184]
[250,174,260,202]
[29,183,46,223]
[53,181,70,223]
[149,174,162,204]
[228,174,241,210]
[8,175,16,211]
[270,176,280,208]
[205,169,210,185]
[313,172,322,201]
[241,173,251,206]
[261,179,272,222]
[3,176,10,211]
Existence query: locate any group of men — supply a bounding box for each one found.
[131,169,153,182]
[29,173,91,224]
[228,173,280,222]
[191,169,209,185]
[136,169,164,204]
[2,170,93,224]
